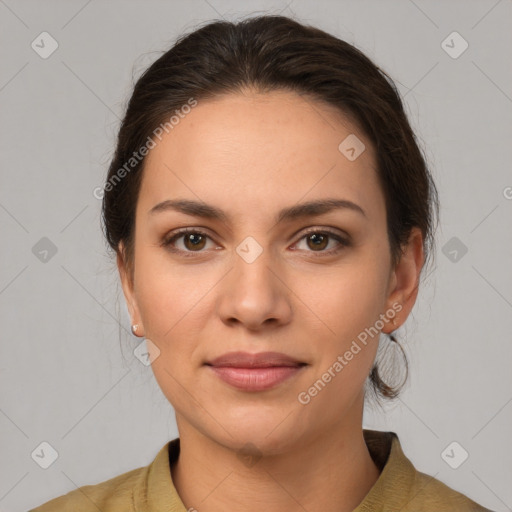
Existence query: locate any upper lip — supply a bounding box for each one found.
[205,351,306,368]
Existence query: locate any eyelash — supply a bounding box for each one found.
[161,227,350,258]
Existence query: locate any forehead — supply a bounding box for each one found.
[138,89,384,224]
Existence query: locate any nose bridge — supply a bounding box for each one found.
[216,233,292,328]
[232,234,277,297]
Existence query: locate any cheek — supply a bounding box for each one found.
[134,248,213,340]
[294,268,386,413]
[292,260,388,402]
[134,261,209,408]
[296,257,388,340]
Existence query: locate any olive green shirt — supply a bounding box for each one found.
[29,429,494,511]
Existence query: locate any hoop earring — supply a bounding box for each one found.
[389,317,398,342]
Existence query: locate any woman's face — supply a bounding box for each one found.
[118,89,422,455]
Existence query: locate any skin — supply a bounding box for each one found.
[117,89,424,512]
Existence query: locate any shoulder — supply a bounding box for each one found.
[28,440,177,512]
[361,429,495,512]
[403,465,495,511]
[29,454,150,512]
[28,465,145,512]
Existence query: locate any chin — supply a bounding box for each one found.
[223,430,301,459]
[212,408,306,456]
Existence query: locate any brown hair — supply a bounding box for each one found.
[101,14,439,408]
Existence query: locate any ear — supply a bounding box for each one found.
[117,241,145,337]
[382,227,425,334]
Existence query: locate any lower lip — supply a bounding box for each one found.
[207,365,304,391]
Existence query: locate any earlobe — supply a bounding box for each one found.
[117,241,145,337]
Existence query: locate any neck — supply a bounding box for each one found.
[171,419,381,512]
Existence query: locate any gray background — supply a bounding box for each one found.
[1,0,511,510]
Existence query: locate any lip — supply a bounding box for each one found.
[208,366,305,391]
[205,351,307,392]
[206,351,305,368]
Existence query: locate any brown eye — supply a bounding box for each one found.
[162,229,213,255]
[182,232,206,251]
[294,229,350,256]
[306,232,329,251]
[162,227,349,258]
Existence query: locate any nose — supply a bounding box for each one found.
[216,244,293,331]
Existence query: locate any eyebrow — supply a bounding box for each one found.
[148,198,367,224]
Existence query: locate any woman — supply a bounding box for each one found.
[30,14,494,512]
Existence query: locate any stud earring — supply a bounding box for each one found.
[131,324,139,336]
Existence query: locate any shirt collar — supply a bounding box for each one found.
[354,429,416,511]
[133,429,411,511]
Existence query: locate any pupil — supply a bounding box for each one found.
[309,233,327,250]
